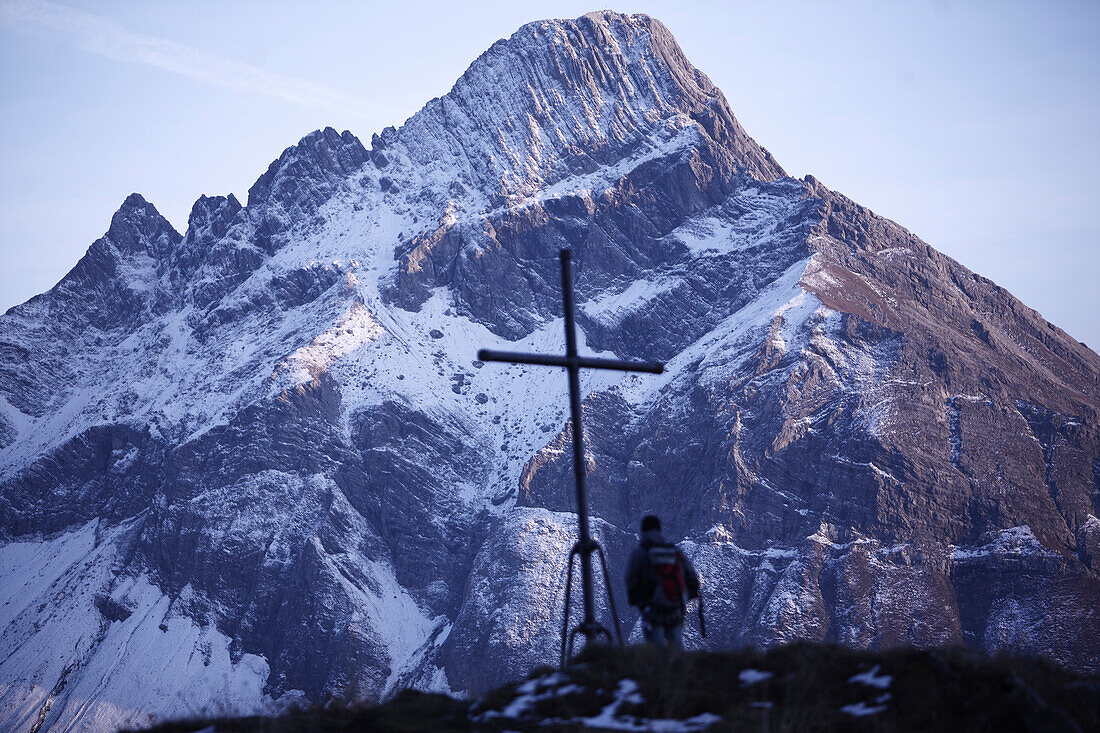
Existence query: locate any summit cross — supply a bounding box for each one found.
[478,248,664,664]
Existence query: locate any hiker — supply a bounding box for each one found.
[625,514,700,647]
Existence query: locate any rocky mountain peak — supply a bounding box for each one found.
[105,193,181,256]
[185,193,243,244]
[246,126,368,211]
[387,10,782,201]
[0,193,183,348]
[118,191,151,211]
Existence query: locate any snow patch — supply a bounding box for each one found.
[671,182,808,256]
[739,669,773,686]
[951,525,1056,561]
[840,700,888,716]
[848,664,892,689]
[277,301,385,385]
[477,676,721,732]
[583,277,681,325]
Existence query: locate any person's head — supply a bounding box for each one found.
[641,515,661,533]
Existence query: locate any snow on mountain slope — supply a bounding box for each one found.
[2,10,1099,731]
[0,519,272,732]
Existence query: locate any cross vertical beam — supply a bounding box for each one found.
[561,248,599,648]
[478,248,664,662]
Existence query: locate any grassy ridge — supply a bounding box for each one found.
[140,643,1100,732]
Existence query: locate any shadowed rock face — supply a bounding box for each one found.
[1,10,1098,731]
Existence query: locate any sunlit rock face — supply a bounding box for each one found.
[1,10,1098,731]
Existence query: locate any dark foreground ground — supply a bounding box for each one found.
[138,643,1099,732]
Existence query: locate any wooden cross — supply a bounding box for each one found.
[478,248,664,663]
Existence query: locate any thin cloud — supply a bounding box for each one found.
[0,0,372,118]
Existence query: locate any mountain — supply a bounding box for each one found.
[1,10,1098,731]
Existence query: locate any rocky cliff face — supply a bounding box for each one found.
[1,10,1097,731]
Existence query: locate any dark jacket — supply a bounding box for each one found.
[625,529,700,610]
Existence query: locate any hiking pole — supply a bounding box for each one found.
[698,594,707,638]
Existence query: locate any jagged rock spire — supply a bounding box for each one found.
[248,126,368,210]
[104,193,181,257]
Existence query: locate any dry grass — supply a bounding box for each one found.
[139,642,1100,732]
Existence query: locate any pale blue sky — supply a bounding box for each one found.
[1,0,1097,348]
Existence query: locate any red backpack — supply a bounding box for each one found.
[646,543,688,613]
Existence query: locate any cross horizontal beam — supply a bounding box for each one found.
[477,349,664,374]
